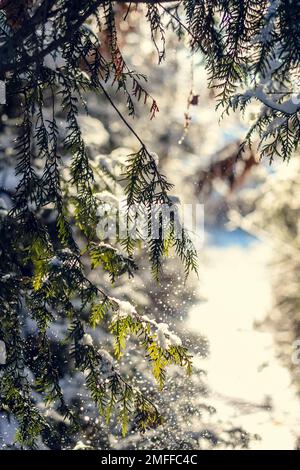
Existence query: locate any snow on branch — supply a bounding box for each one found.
[246,86,300,115]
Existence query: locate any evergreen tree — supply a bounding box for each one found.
[0,0,300,448]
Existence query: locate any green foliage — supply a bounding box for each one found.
[89,243,138,282]
[0,0,197,448]
[108,303,192,389]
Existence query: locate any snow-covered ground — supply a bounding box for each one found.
[187,230,300,449]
